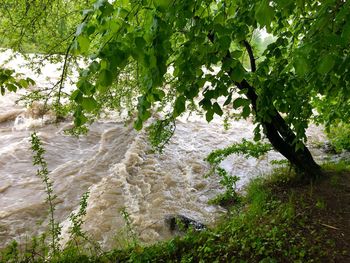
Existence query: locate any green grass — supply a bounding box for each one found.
[321,159,350,173]
[105,168,335,262]
[326,122,350,153]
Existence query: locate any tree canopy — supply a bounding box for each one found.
[0,0,95,53]
[1,0,350,178]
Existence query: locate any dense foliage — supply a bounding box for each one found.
[0,0,95,53]
[1,0,349,175]
[0,68,34,94]
[65,0,349,132]
[326,122,350,153]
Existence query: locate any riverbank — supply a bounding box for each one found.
[104,162,350,262]
[2,161,349,262]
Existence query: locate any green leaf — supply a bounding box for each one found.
[86,26,96,36]
[217,35,231,50]
[341,21,350,42]
[77,80,94,95]
[88,61,100,74]
[134,118,143,131]
[140,109,151,121]
[26,78,35,85]
[296,0,305,8]
[100,60,108,70]
[74,109,88,126]
[231,50,243,59]
[204,90,216,100]
[153,0,171,10]
[153,89,166,101]
[100,1,114,16]
[110,50,128,70]
[58,19,67,35]
[94,0,113,15]
[255,2,274,28]
[230,61,246,82]
[254,125,261,141]
[199,98,212,110]
[233,98,249,109]
[276,0,294,9]
[18,79,29,88]
[7,83,17,92]
[206,109,214,122]
[184,84,199,99]
[77,35,90,54]
[173,96,186,117]
[213,102,223,116]
[81,97,98,112]
[71,90,83,102]
[98,69,113,87]
[242,106,251,118]
[135,37,146,50]
[317,54,335,74]
[294,56,309,76]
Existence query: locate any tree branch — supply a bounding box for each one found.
[242,40,256,72]
[56,13,90,106]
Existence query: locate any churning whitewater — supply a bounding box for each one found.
[0,51,327,249]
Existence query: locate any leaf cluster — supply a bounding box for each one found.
[206,139,272,167]
[58,0,350,149]
[2,0,349,148]
[0,67,35,95]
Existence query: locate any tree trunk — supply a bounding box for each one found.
[217,40,321,180]
[263,116,322,179]
[232,41,322,180]
[238,80,321,180]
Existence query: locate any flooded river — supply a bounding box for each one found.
[0,51,328,250]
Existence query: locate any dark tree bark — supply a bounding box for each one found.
[207,33,321,179]
[231,41,322,180]
[238,80,321,179]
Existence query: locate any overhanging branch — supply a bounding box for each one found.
[242,40,256,72]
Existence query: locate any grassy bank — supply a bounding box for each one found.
[1,162,350,262]
[105,163,350,263]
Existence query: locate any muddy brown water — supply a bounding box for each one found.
[0,51,328,250]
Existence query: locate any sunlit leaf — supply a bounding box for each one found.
[81,97,98,112]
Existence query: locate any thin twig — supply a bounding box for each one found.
[320,223,339,230]
[56,13,90,106]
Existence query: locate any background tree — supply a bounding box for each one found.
[0,0,95,53]
[0,0,95,113]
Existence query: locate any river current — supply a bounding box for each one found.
[0,51,327,250]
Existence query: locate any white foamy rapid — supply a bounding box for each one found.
[0,51,328,250]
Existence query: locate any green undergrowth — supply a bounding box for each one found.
[326,122,350,153]
[2,163,349,262]
[321,159,350,173]
[105,166,343,263]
